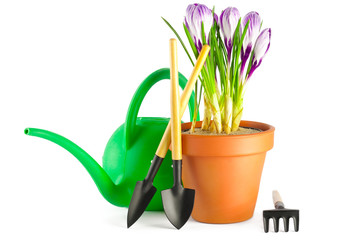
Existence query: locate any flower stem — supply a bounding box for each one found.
[190,83,198,133]
[223,95,233,134]
[209,119,216,133]
[209,93,222,133]
[231,83,245,131]
[223,64,232,134]
[201,95,212,130]
[231,103,243,131]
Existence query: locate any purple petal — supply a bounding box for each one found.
[253,28,271,63]
[240,44,252,75]
[184,17,190,32]
[242,11,261,30]
[184,3,213,52]
[247,55,259,79]
[247,28,271,79]
[242,11,262,51]
[220,7,240,61]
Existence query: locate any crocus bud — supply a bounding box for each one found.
[248,28,271,79]
[184,3,214,52]
[220,7,241,60]
[241,11,262,61]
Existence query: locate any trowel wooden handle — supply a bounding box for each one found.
[155,44,210,158]
[169,39,182,160]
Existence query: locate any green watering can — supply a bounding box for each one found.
[25,68,198,211]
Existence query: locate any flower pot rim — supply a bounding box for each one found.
[181,120,275,138]
[180,120,275,157]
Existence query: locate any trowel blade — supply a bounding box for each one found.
[161,186,195,229]
[127,180,157,228]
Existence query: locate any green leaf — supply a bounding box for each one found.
[245,51,254,77]
[240,20,249,50]
[201,22,207,45]
[214,36,226,88]
[231,18,242,62]
[197,84,203,115]
[215,41,226,84]
[183,23,199,59]
[192,82,198,122]
[162,17,195,65]
[230,18,242,89]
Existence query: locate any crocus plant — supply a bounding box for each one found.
[163,3,271,134]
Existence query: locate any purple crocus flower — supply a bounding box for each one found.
[184,3,214,52]
[242,12,262,52]
[219,7,240,61]
[240,11,262,75]
[247,28,271,80]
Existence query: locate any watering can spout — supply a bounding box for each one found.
[24,128,129,206]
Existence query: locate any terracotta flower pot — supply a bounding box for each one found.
[181,120,275,224]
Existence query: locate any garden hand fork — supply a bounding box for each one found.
[263,190,299,232]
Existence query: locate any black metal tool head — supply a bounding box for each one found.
[161,185,195,229]
[263,208,299,232]
[127,155,164,228]
[263,190,299,233]
[161,160,195,229]
[127,180,156,228]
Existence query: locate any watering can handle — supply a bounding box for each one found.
[125,68,199,148]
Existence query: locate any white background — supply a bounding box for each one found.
[1,0,360,239]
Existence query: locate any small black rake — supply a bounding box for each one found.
[263,190,299,233]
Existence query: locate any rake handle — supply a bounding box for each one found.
[272,190,285,209]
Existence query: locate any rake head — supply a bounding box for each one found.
[263,208,299,232]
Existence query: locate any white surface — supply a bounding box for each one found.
[1,0,360,239]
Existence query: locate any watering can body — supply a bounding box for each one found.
[103,117,174,210]
[25,68,198,211]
